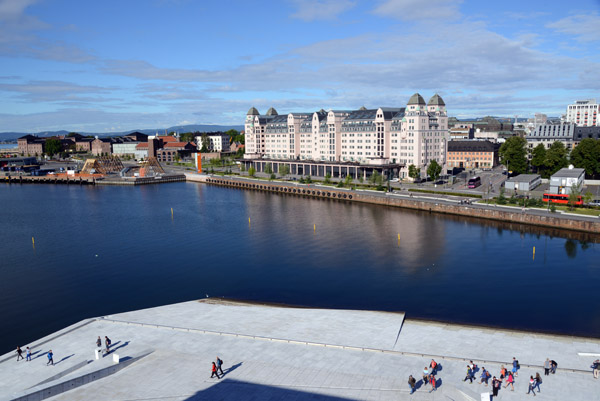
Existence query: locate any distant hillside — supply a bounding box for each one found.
[0,124,244,142]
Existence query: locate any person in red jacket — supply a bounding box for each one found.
[211,362,221,379]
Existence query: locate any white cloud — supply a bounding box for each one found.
[547,14,600,42]
[289,0,356,22]
[0,80,114,102]
[372,0,463,20]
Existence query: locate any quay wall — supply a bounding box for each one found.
[187,174,600,235]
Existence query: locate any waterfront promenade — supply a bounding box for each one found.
[1,299,599,400]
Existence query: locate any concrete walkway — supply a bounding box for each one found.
[1,299,599,400]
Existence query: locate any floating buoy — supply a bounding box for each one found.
[533,246,535,260]
[314,224,316,232]
[171,207,173,219]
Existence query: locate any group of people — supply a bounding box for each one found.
[15,346,53,365]
[210,356,225,379]
[96,335,112,355]
[406,356,568,397]
[408,359,440,394]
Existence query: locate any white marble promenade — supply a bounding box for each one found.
[1,299,599,401]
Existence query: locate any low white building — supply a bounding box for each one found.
[112,142,141,157]
[504,174,541,192]
[549,166,585,195]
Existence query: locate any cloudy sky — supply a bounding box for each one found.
[0,0,599,132]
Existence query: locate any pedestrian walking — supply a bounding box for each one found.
[16,346,24,361]
[104,336,111,354]
[492,377,500,397]
[408,375,416,394]
[504,372,514,391]
[211,362,221,379]
[216,356,224,375]
[534,372,542,392]
[512,357,519,377]
[550,360,558,374]
[526,376,536,396]
[479,367,491,386]
[500,365,507,379]
[429,359,438,374]
[96,336,102,348]
[592,359,600,379]
[26,347,31,361]
[544,358,550,376]
[429,374,436,392]
[422,366,429,386]
[47,350,54,366]
[463,365,474,383]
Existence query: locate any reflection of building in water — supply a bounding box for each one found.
[241,190,446,272]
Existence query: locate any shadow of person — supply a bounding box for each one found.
[110,341,130,353]
[30,350,42,359]
[222,362,243,377]
[436,363,443,372]
[415,379,423,390]
[55,354,75,365]
[436,378,443,388]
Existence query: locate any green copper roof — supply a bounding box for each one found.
[407,93,426,105]
[247,107,260,116]
[427,94,445,106]
[266,107,278,116]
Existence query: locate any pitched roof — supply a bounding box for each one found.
[427,94,445,106]
[407,93,426,106]
[164,141,195,148]
[247,107,260,116]
[136,143,149,149]
[158,136,177,143]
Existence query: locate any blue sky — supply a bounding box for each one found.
[0,0,599,132]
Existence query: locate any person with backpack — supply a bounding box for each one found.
[463,365,474,383]
[429,359,438,375]
[408,375,416,394]
[215,356,224,375]
[512,357,519,377]
[479,367,491,386]
[592,359,600,379]
[16,346,24,361]
[550,360,558,374]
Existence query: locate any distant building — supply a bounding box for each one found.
[134,143,149,160]
[526,123,575,157]
[124,132,148,142]
[446,140,499,169]
[17,135,45,156]
[194,133,231,153]
[573,126,600,143]
[75,138,94,152]
[549,167,585,194]
[566,99,599,127]
[243,93,449,179]
[449,127,474,140]
[157,142,197,162]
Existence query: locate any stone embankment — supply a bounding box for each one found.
[186,173,600,236]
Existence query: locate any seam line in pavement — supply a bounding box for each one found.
[101,318,592,375]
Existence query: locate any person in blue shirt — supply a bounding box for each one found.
[47,350,54,365]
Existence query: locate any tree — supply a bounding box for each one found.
[427,160,442,182]
[180,132,195,143]
[499,136,527,174]
[269,173,276,181]
[544,141,569,177]
[568,182,582,210]
[570,138,600,179]
[279,164,290,178]
[408,164,420,180]
[200,134,209,152]
[530,144,546,175]
[344,174,353,186]
[265,163,273,174]
[45,138,62,158]
[248,166,256,177]
[324,172,331,184]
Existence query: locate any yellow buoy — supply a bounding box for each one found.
[314,224,316,232]
[171,207,173,219]
[533,246,535,260]
[32,236,35,245]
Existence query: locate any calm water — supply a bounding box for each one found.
[1,183,599,355]
[0,143,17,150]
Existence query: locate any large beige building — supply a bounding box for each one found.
[243,93,448,178]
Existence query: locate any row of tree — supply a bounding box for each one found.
[499,137,600,179]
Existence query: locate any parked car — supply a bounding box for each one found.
[413,178,425,183]
[588,199,600,207]
[391,178,400,183]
